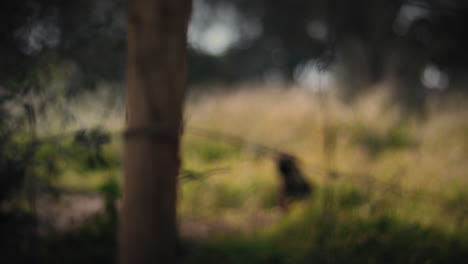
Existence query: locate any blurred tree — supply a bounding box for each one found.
[2,0,468,106]
[120,1,192,264]
[189,0,468,106]
[0,0,126,96]
[189,0,329,83]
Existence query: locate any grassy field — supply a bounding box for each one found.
[23,84,468,263]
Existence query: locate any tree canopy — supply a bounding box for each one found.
[1,0,468,99]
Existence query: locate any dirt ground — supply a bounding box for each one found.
[36,192,280,239]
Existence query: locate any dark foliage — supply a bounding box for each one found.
[73,128,111,169]
[0,0,126,94]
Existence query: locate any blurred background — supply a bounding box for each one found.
[1,0,468,263]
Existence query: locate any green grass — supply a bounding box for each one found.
[179,188,468,264]
[13,85,468,263]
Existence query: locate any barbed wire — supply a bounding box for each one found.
[24,125,467,212]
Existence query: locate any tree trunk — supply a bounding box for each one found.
[120,1,191,263]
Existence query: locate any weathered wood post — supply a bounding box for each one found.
[120,1,192,263]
